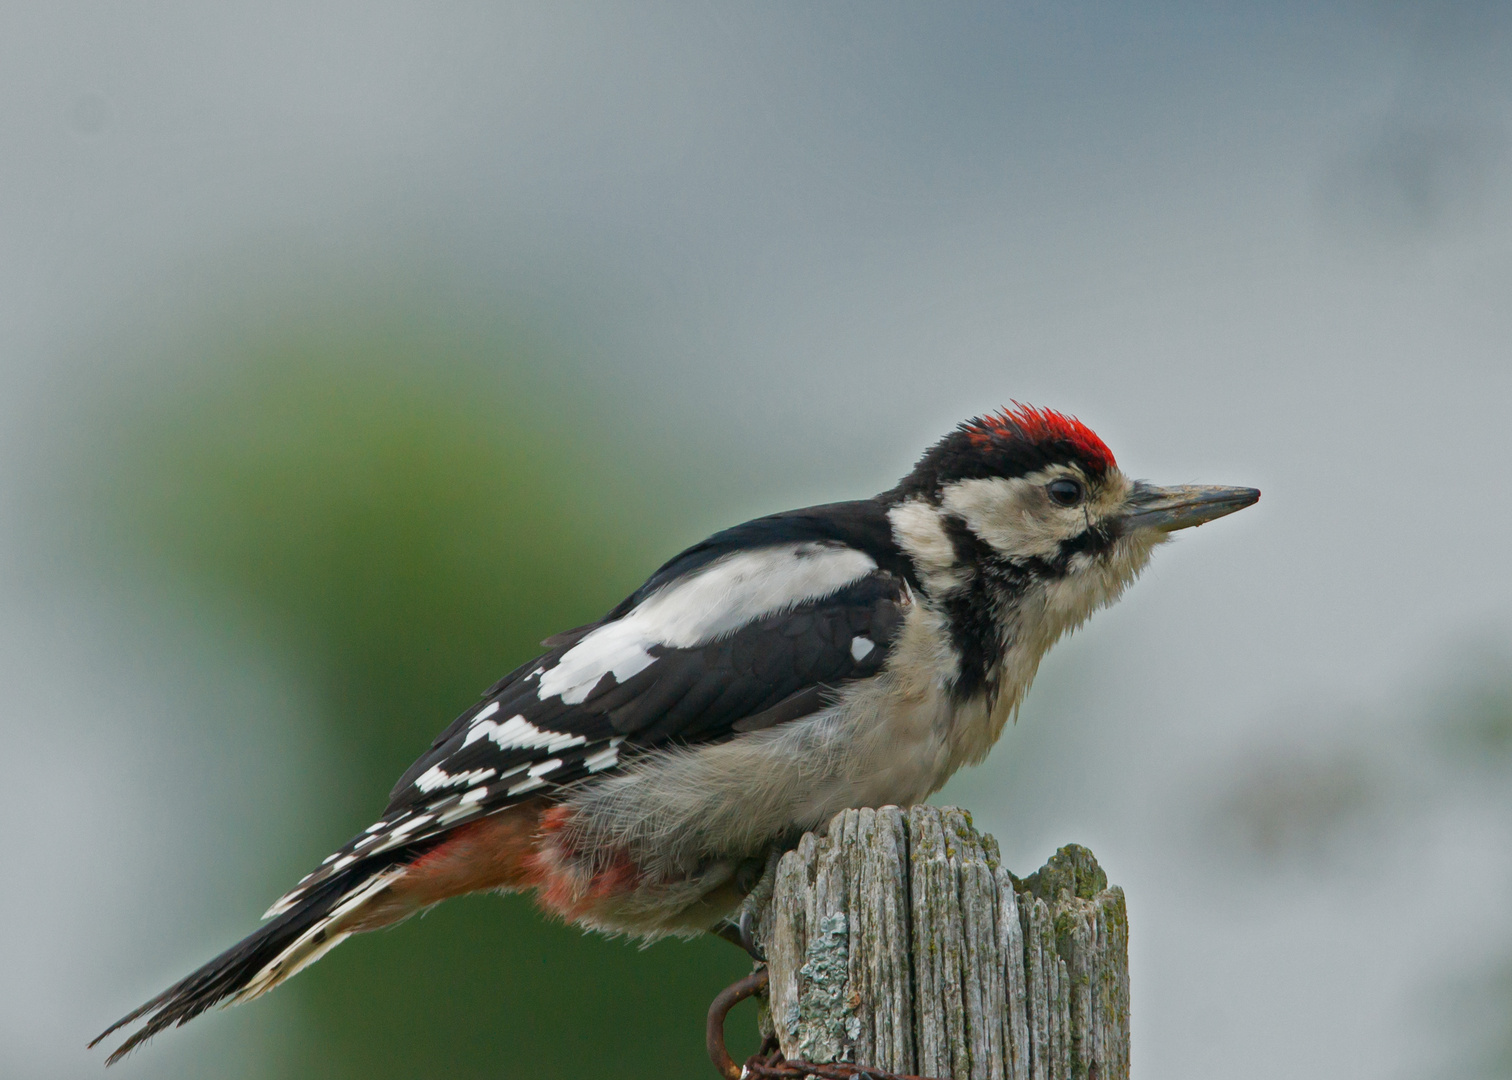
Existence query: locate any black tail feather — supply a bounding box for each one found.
[91,860,397,1064]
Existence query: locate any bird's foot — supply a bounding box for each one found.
[713,919,764,962]
[714,846,783,961]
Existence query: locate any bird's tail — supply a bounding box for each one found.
[91,859,411,1064]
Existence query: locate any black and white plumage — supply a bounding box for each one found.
[95,404,1258,1062]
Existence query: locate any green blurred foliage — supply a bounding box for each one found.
[1431,681,1512,770]
[91,320,758,1078]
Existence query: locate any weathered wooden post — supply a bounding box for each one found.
[725,805,1129,1080]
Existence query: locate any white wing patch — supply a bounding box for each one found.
[387,813,433,838]
[584,737,625,773]
[533,621,659,705]
[536,542,877,704]
[506,756,566,797]
[471,701,501,723]
[412,764,498,793]
[264,546,871,920]
[462,712,587,754]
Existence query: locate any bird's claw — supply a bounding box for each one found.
[738,907,765,962]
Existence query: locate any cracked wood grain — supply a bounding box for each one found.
[757,806,1129,1080]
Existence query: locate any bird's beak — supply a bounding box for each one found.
[1121,482,1260,532]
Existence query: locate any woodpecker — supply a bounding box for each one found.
[94,403,1258,1062]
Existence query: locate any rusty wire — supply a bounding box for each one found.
[741,1050,948,1080]
[706,965,946,1080]
[707,967,771,1080]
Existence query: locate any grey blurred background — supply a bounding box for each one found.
[2,3,1510,1077]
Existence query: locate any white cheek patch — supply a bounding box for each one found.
[463,713,587,754]
[940,468,1131,563]
[941,476,1066,559]
[536,542,876,703]
[851,636,875,661]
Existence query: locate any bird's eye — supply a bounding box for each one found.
[1046,478,1084,507]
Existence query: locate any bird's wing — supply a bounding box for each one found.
[265,530,907,917]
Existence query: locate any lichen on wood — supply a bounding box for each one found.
[757,806,1129,1080]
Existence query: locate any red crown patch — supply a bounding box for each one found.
[965,402,1116,472]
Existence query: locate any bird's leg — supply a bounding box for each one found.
[714,846,783,961]
[707,850,783,1080]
